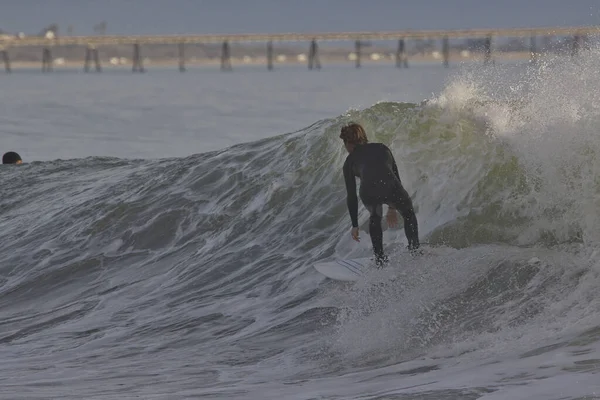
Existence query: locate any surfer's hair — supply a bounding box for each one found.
[340,123,368,145]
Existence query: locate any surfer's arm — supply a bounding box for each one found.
[388,149,402,212]
[343,158,359,228]
[390,152,402,184]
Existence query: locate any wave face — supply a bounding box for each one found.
[1,50,600,399]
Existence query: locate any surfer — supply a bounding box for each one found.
[340,123,420,266]
[2,151,22,165]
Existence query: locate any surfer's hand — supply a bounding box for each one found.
[386,207,398,228]
[351,227,360,242]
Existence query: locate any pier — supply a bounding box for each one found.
[0,25,598,73]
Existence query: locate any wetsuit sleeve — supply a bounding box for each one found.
[388,148,402,211]
[343,157,359,227]
[389,149,402,183]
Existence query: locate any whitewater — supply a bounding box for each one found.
[0,54,599,399]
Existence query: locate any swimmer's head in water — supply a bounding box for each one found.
[2,151,22,164]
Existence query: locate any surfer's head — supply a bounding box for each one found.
[2,151,22,165]
[340,123,368,153]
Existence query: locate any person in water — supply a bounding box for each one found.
[2,151,22,165]
[340,123,420,266]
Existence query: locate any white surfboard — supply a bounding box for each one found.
[313,257,372,281]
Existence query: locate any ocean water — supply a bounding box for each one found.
[0,56,599,400]
[0,63,448,162]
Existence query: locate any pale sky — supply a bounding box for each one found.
[0,0,598,36]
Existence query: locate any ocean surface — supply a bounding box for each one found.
[1,57,599,400]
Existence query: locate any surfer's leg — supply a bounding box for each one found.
[366,203,388,267]
[390,185,420,251]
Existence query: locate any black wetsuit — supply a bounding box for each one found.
[343,143,419,262]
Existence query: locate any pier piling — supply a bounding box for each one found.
[355,40,361,68]
[308,39,321,70]
[42,48,53,72]
[93,48,101,72]
[442,37,449,67]
[84,48,91,72]
[132,43,145,72]
[529,36,538,64]
[571,35,581,57]
[267,41,273,70]
[84,47,101,72]
[178,43,185,72]
[484,36,493,65]
[396,39,408,68]
[1,50,10,73]
[221,41,232,71]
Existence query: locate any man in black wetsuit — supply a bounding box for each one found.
[340,123,420,266]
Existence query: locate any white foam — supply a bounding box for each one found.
[435,50,600,247]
